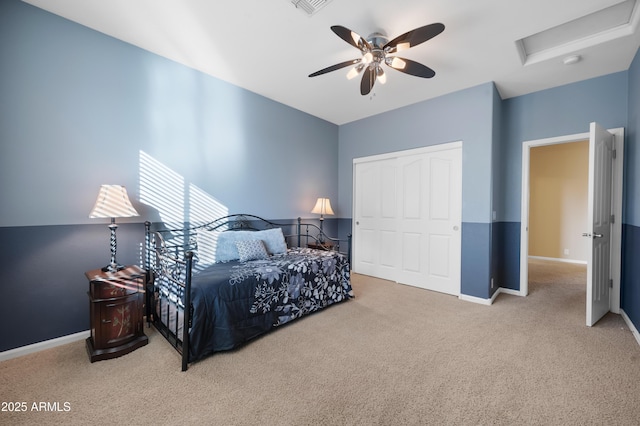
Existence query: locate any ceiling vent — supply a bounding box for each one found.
[291,0,333,16]
[516,0,639,65]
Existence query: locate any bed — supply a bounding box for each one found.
[144,214,353,371]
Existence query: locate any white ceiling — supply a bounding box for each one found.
[23,0,640,125]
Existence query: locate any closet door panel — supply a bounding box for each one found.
[354,159,398,281]
[353,144,461,295]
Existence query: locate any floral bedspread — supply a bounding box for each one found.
[186,248,352,362]
[231,247,353,325]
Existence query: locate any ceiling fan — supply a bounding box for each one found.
[309,23,445,96]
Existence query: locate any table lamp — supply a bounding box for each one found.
[89,185,139,272]
[311,197,334,243]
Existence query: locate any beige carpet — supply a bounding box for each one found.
[1,260,639,425]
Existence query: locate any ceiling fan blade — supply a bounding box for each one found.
[387,57,436,78]
[309,59,361,77]
[331,25,371,51]
[384,23,445,53]
[360,66,376,95]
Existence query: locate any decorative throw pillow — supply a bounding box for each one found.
[215,228,288,262]
[215,231,253,262]
[236,239,269,262]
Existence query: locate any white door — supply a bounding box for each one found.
[585,122,614,326]
[353,143,462,295]
[396,149,461,295]
[396,154,427,287]
[353,158,399,281]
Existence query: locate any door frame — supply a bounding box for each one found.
[519,127,624,314]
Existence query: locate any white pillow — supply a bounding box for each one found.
[195,229,218,267]
[256,228,287,255]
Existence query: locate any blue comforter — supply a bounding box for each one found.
[188,248,353,362]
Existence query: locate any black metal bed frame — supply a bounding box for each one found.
[144,214,351,371]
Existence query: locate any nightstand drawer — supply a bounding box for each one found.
[89,280,139,299]
[86,265,145,299]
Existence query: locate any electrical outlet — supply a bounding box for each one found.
[564,249,570,255]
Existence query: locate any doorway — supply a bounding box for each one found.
[519,126,624,323]
[528,141,589,265]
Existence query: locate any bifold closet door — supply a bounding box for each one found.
[353,145,461,295]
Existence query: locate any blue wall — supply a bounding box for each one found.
[498,69,640,332]
[339,83,496,223]
[497,72,630,292]
[0,0,340,351]
[339,83,498,298]
[0,1,339,228]
[499,72,628,223]
[2,0,639,351]
[0,223,143,350]
[493,72,629,294]
[627,41,640,228]
[622,47,640,328]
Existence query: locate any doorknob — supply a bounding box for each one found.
[583,232,604,238]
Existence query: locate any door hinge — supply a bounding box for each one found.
[609,279,613,288]
[612,149,617,159]
[611,214,615,224]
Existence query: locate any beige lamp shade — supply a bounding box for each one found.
[89,185,139,218]
[311,198,334,216]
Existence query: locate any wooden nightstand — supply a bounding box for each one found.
[85,265,148,362]
[307,242,335,251]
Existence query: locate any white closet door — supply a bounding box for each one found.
[396,154,428,287]
[353,158,399,281]
[353,144,462,295]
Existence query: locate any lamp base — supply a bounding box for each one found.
[101,263,126,273]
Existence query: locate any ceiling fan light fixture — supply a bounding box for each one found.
[346,66,360,80]
[377,67,387,84]
[309,23,444,95]
[390,57,406,69]
[395,42,411,52]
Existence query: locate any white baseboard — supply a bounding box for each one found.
[498,288,523,297]
[459,287,525,306]
[529,255,587,265]
[459,293,493,305]
[0,330,89,362]
[621,310,640,348]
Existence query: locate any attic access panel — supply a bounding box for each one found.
[517,0,638,64]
